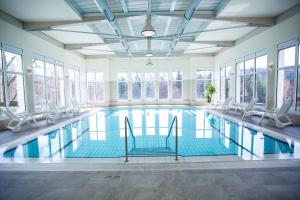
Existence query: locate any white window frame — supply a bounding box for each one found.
[117,72,129,101]
[0,46,26,114]
[86,71,105,103]
[144,71,156,101]
[171,71,183,101]
[158,71,169,100]
[131,72,142,101]
[195,70,213,101]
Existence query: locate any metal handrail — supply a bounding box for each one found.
[124,116,136,162]
[165,116,178,161]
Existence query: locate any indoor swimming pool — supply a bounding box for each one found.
[1,106,299,160]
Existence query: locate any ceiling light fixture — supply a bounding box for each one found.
[141,14,156,37]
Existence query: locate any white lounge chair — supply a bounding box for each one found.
[214,97,233,111]
[243,99,293,128]
[230,98,258,118]
[70,98,88,115]
[0,108,38,132]
[44,103,70,124]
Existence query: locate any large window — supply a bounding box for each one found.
[144,72,155,100]
[159,72,168,100]
[172,71,183,100]
[68,68,80,103]
[87,72,104,102]
[220,66,231,100]
[118,72,128,100]
[131,72,142,100]
[297,44,300,111]
[32,58,65,112]
[236,54,267,105]
[0,50,25,114]
[277,46,296,108]
[196,70,213,100]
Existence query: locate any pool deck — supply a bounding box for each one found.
[0,166,300,200]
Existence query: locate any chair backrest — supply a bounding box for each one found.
[48,102,59,112]
[1,107,19,121]
[245,98,258,111]
[71,98,79,108]
[276,99,293,117]
[222,97,232,106]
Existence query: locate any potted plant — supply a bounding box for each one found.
[204,83,216,103]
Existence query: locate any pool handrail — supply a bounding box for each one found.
[124,116,136,162]
[165,116,178,161]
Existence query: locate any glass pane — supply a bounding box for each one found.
[256,55,268,106]
[0,73,4,107]
[278,46,296,68]
[87,72,95,81]
[277,68,295,108]
[45,63,55,77]
[196,80,204,99]
[96,72,103,80]
[245,59,254,74]
[145,81,155,99]
[118,73,127,81]
[132,72,141,82]
[95,82,104,101]
[239,76,244,103]
[88,82,95,101]
[225,66,231,77]
[68,69,74,80]
[145,72,154,81]
[297,68,300,111]
[244,74,254,102]
[46,78,56,104]
[159,81,168,99]
[0,50,2,70]
[205,71,212,79]
[33,76,46,112]
[118,82,128,100]
[237,62,244,75]
[172,71,182,81]
[4,52,22,73]
[196,71,205,79]
[56,79,65,106]
[32,59,44,76]
[172,81,182,99]
[7,73,25,113]
[132,81,141,100]
[225,78,230,99]
[159,72,168,81]
[56,66,64,79]
[74,70,80,102]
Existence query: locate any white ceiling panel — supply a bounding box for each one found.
[218,0,300,17]
[0,0,81,22]
[196,27,255,41]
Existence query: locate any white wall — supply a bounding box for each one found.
[0,16,85,112]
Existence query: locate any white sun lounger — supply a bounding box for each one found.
[0,107,39,132]
[214,97,233,111]
[229,98,258,117]
[44,103,70,124]
[243,98,293,128]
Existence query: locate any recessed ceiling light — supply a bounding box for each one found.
[141,14,156,37]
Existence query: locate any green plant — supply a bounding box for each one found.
[204,83,216,103]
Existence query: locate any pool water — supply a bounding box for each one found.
[2,106,299,159]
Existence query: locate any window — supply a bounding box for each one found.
[68,68,80,102]
[255,55,267,105]
[196,70,212,100]
[118,73,128,100]
[87,72,104,102]
[277,46,296,108]
[56,66,65,106]
[144,72,155,100]
[172,71,183,100]
[220,66,231,100]
[32,59,46,111]
[159,72,168,100]
[131,72,142,100]
[32,57,65,112]
[236,53,268,105]
[0,51,25,114]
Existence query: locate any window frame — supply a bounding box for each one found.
[86,71,105,103]
[117,72,129,101]
[171,71,183,101]
[158,72,169,100]
[1,48,26,114]
[131,72,142,101]
[144,71,156,100]
[276,38,299,112]
[195,70,213,101]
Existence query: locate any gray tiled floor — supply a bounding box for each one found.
[1,167,300,200]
